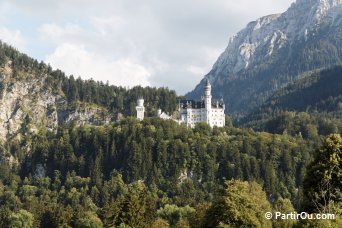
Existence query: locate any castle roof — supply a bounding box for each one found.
[179,100,205,109]
[179,99,224,109]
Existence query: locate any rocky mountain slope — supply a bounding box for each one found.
[187,0,342,115]
[0,60,111,142]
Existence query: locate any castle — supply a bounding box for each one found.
[178,80,225,128]
[136,80,225,128]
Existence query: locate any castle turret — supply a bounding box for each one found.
[136,98,145,120]
[204,79,212,124]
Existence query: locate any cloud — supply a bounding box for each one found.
[0,27,26,50]
[40,23,152,87]
[4,0,295,94]
[39,23,83,42]
[90,16,125,36]
[46,43,151,87]
[187,65,207,77]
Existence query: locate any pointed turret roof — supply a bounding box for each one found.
[205,79,211,86]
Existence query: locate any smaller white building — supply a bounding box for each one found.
[157,108,172,120]
[136,98,145,120]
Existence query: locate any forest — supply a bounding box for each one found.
[0,118,341,227]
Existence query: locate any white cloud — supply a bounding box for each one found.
[0,27,26,50]
[91,16,125,36]
[39,23,83,42]
[40,23,152,87]
[221,0,292,13]
[185,47,222,82]
[46,43,151,87]
[4,0,296,94]
[187,65,207,76]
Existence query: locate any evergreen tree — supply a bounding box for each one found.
[203,180,272,227]
[302,134,341,213]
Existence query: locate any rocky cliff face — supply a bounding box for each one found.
[187,0,342,114]
[0,61,57,140]
[0,60,111,142]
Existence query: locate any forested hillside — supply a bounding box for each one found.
[0,41,179,143]
[254,66,342,113]
[238,66,342,137]
[1,117,340,227]
[0,117,328,227]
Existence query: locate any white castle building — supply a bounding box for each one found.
[136,80,225,128]
[178,80,225,128]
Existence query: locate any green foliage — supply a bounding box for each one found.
[203,180,272,227]
[9,209,34,228]
[58,75,180,117]
[3,114,341,228]
[102,181,156,227]
[0,118,315,226]
[302,134,342,213]
[272,198,297,228]
[188,203,211,228]
[75,211,103,228]
[151,218,169,228]
[157,204,195,226]
[300,219,342,228]
[119,182,156,227]
[0,206,11,228]
[265,66,342,113]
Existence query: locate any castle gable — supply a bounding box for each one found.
[179,100,205,109]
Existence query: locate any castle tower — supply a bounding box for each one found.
[204,79,212,124]
[221,97,226,126]
[157,108,162,117]
[136,98,145,120]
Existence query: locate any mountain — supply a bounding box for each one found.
[187,0,342,115]
[0,42,178,144]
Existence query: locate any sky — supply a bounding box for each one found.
[0,0,295,95]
